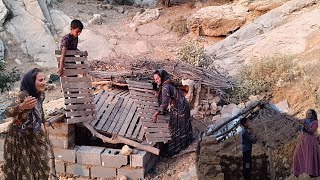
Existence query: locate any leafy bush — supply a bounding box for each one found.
[0,61,20,92]
[230,55,302,103]
[177,40,213,68]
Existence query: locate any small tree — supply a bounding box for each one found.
[0,61,20,92]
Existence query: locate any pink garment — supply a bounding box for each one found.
[292,120,320,176]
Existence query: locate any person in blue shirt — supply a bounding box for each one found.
[240,117,257,180]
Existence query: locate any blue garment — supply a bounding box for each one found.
[241,128,257,152]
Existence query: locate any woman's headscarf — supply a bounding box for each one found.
[20,68,43,133]
[154,69,178,106]
[20,68,42,98]
[302,109,318,133]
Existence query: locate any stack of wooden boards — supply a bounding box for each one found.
[55,50,95,124]
[90,89,145,141]
[126,80,171,143]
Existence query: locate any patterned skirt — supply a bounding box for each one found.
[167,105,193,156]
[3,124,50,180]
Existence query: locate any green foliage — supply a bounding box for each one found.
[0,61,20,92]
[230,55,303,103]
[177,40,212,68]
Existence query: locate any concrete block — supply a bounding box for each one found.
[66,163,90,177]
[130,151,151,168]
[101,148,128,168]
[0,138,5,151]
[49,133,75,149]
[117,166,144,180]
[47,122,75,135]
[54,147,79,163]
[76,146,105,165]
[91,166,116,178]
[55,161,66,173]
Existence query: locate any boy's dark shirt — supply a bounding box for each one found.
[240,128,257,152]
[60,34,78,50]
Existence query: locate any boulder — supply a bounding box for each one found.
[89,14,103,25]
[205,0,319,75]
[187,5,247,36]
[129,8,160,27]
[238,0,289,12]
[0,0,9,26]
[4,0,58,67]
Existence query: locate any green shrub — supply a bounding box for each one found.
[177,40,213,68]
[0,61,20,92]
[230,55,302,103]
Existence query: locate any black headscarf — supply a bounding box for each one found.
[154,69,177,106]
[20,68,43,98]
[20,68,43,133]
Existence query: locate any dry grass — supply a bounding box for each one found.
[231,55,303,103]
[171,16,189,37]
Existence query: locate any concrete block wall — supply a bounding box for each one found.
[47,122,156,179]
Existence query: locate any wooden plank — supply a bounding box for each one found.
[62,82,92,89]
[102,97,124,132]
[95,92,111,115]
[126,80,153,89]
[95,96,120,130]
[61,77,91,83]
[128,87,154,93]
[93,94,114,127]
[65,110,95,117]
[136,105,159,110]
[112,99,134,134]
[63,69,88,76]
[140,117,167,124]
[137,108,158,114]
[142,122,168,128]
[130,95,157,102]
[129,90,155,98]
[138,126,145,140]
[132,122,142,139]
[125,113,140,137]
[118,103,137,136]
[117,90,129,97]
[64,97,93,104]
[64,93,93,98]
[133,100,159,107]
[64,63,88,69]
[63,89,92,93]
[65,104,95,110]
[144,127,171,133]
[146,137,171,143]
[94,90,104,104]
[55,50,87,56]
[66,115,94,124]
[108,98,129,133]
[145,132,171,138]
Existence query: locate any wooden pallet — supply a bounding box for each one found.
[91,89,144,141]
[127,80,171,143]
[55,50,95,124]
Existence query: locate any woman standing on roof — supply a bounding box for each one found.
[152,69,193,156]
[3,68,50,179]
[292,109,320,177]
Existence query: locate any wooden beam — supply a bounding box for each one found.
[82,122,160,155]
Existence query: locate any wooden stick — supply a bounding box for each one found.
[82,122,160,155]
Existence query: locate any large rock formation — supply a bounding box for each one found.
[0,0,9,26]
[4,0,58,67]
[205,0,320,75]
[187,5,247,36]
